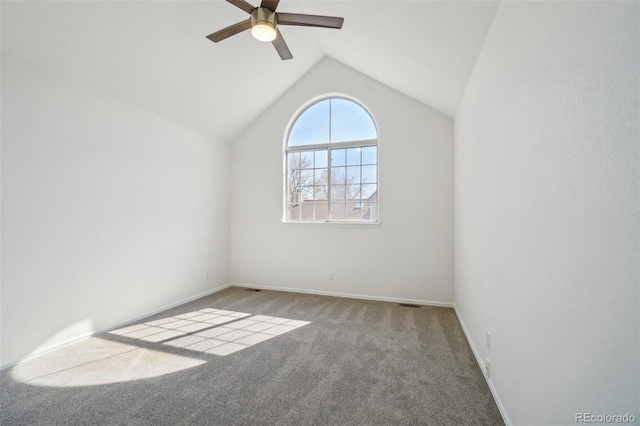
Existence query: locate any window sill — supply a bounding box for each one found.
[282,221,381,228]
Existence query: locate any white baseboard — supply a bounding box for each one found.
[97,283,232,334]
[453,305,512,426]
[229,282,454,308]
[0,283,231,370]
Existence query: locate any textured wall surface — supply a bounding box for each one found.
[1,54,230,366]
[454,2,639,424]
[231,58,454,304]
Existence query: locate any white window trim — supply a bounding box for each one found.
[282,221,382,228]
[283,96,380,225]
[286,138,378,153]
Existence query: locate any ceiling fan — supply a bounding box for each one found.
[207,0,344,60]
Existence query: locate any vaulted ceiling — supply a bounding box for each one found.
[1,1,500,143]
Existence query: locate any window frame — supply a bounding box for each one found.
[283,96,380,225]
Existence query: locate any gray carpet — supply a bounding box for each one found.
[1,287,504,425]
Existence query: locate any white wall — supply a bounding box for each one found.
[1,54,230,366]
[455,2,639,425]
[231,58,453,304]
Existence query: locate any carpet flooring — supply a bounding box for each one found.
[1,287,504,425]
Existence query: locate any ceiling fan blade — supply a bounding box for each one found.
[272,30,293,60]
[260,0,280,12]
[276,13,344,29]
[226,0,255,14]
[207,19,252,42]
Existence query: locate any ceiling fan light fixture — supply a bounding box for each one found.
[252,22,276,42]
[251,8,277,42]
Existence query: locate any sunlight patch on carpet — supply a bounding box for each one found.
[110,309,310,356]
[12,339,205,387]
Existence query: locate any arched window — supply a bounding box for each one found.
[285,97,378,222]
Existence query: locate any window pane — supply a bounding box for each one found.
[331,148,346,167]
[314,168,328,186]
[301,186,313,201]
[362,146,377,165]
[287,152,301,169]
[331,202,346,221]
[287,204,300,221]
[301,169,314,185]
[331,167,346,185]
[301,151,314,169]
[287,169,301,201]
[346,184,361,200]
[362,165,377,184]
[314,185,328,201]
[314,150,328,168]
[361,203,377,221]
[314,202,328,221]
[286,189,295,205]
[346,148,361,166]
[330,99,377,143]
[288,100,330,146]
[346,202,362,221]
[332,185,346,201]
[362,184,377,200]
[288,168,300,182]
[346,166,360,184]
[298,202,314,221]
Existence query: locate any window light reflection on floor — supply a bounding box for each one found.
[109,309,310,356]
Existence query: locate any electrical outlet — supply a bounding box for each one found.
[485,358,491,378]
[486,330,491,351]
[328,272,334,280]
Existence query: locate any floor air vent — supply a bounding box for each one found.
[398,303,421,308]
[245,288,262,292]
